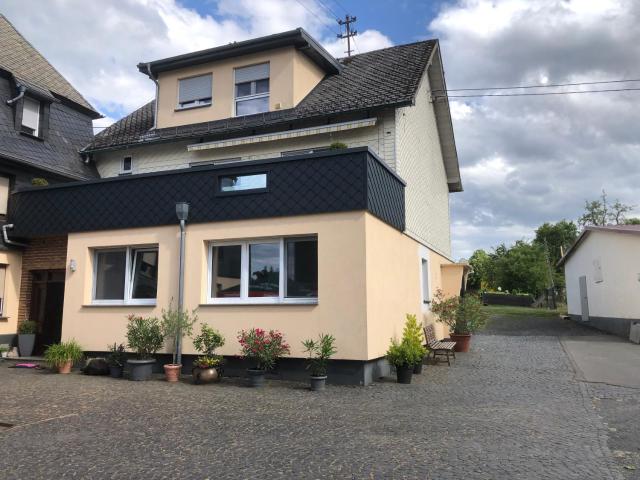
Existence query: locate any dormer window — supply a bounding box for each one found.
[121,156,133,175]
[21,97,41,136]
[178,74,212,109]
[235,63,269,116]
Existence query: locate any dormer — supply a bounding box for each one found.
[139,28,341,130]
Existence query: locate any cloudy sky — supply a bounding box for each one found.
[3,0,639,259]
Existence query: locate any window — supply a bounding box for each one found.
[21,97,41,136]
[178,74,212,109]
[0,265,6,316]
[208,237,318,304]
[121,156,133,175]
[234,63,269,116]
[93,247,158,304]
[0,176,9,216]
[218,173,267,193]
[421,258,430,305]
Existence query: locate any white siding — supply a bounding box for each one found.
[565,231,640,319]
[395,70,451,257]
[95,109,396,177]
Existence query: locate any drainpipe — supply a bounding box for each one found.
[144,63,159,130]
[2,224,28,247]
[175,202,190,367]
[6,83,26,105]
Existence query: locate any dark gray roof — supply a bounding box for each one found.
[139,28,341,76]
[0,14,100,117]
[85,40,437,152]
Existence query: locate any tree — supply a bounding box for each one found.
[578,190,635,227]
[487,241,548,296]
[624,218,640,225]
[467,249,490,291]
[534,220,578,266]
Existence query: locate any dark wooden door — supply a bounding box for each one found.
[30,270,65,354]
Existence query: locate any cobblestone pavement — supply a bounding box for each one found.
[0,315,628,479]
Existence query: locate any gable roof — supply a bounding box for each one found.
[0,14,100,118]
[84,39,438,152]
[558,224,640,266]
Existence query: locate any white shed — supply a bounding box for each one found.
[559,225,640,338]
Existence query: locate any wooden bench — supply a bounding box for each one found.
[424,324,456,366]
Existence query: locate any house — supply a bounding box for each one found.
[559,225,640,339]
[3,28,467,384]
[0,14,100,350]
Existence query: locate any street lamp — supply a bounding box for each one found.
[175,201,189,367]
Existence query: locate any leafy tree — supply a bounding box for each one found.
[624,218,640,225]
[533,220,579,289]
[487,241,548,296]
[578,190,635,227]
[467,249,490,291]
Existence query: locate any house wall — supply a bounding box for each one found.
[17,236,67,324]
[94,109,396,177]
[395,65,452,258]
[155,47,325,129]
[0,249,22,335]
[61,211,369,360]
[565,232,640,327]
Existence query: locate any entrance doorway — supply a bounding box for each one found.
[30,270,65,354]
[578,275,589,322]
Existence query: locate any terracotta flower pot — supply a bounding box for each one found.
[164,364,182,382]
[58,361,73,374]
[450,333,472,352]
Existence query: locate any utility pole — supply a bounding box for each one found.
[337,14,357,57]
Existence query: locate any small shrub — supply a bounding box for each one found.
[431,290,488,334]
[126,315,164,360]
[106,343,127,367]
[44,340,84,367]
[160,304,198,364]
[329,141,348,149]
[386,339,414,367]
[31,177,49,186]
[238,328,290,371]
[18,320,37,335]
[193,324,225,369]
[302,333,337,377]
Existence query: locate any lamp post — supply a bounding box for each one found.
[175,201,189,367]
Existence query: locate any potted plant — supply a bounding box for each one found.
[0,344,9,359]
[402,314,428,374]
[386,338,417,384]
[107,343,127,378]
[17,320,37,357]
[160,305,198,382]
[192,323,225,384]
[125,315,164,381]
[432,290,487,352]
[43,340,84,373]
[237,328,290,387]
[302,333,337,391]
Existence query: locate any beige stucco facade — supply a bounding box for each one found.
[60,211,461,361]
[0,249,22,335]
[155,46,325,129]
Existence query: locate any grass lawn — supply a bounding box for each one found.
[482,304,567,317]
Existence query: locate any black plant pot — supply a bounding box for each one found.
[127,359,155,381]
[247,368,266,387]
[109,365,124,378]
[310,375,327,391]
[413,362,423,374]
[396,365,413,384]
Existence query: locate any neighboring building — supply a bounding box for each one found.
[559,225,640,339]
[5,28,467,383]
[0,14,100,348]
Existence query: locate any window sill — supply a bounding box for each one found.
[83,302,157,308]
[175,103,212,112]
[200,298,318,306]
[19,131,44,141]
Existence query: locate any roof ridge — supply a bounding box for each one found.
[339,38,437,61]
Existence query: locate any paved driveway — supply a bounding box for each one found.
[0,314,634,479]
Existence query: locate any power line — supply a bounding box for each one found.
[316,0,340,19]
[434,78,640,93]
[435,87,640,98]
[331,0,349,14]
[293,0,341,36]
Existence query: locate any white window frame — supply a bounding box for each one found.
[207,237,317,305]
[177,73,213,110]
[0,264,6,317]
[419,247,431,311]
[234,66,269,117]
[121,156,133,175]
[92,246,158,306]
[21,97,41,136]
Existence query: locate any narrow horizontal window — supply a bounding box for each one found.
[208,237,318,304]
[218,173,267,193]
[93,246,158,304]
[178,74,212,109]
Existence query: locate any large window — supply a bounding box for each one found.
[208,237,317,304]
[234,63,269,116]
[93,247,158,305]
[22,97,41,136]
[178,74,212,109]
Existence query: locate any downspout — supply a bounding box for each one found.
[144,63,159,130]
[176,217,186,366]
[2,224,28,247]
[6,83,26,105]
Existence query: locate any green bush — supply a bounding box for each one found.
[302,333,337,377]
[329,141,348,149]
[106,343,127,367]
[160,305,198,364]
[386,314,427,367]
[18,321,37,334]
[44,340,84,367]
[126,315,164,360]
[192,324,225,369]
[432,290,488,334]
